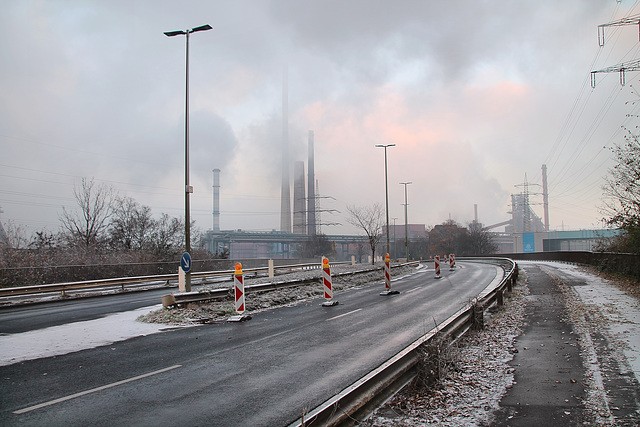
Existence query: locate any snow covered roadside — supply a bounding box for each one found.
[0,304,165,366]
[539,262,640,383]
[538,261,640,424]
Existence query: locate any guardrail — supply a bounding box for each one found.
[0,261,354,299]
[290,257,518,427]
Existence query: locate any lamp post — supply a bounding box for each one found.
[375,144,395,256]
[164,24,212,292]
[400,181,412,261]
[392,217,397,260]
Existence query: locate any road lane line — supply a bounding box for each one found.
[325,309,362,322]
[405,287,420,294]
[13,364,182,414]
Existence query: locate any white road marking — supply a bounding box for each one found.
[13,364,182,414]
[326,309,362,321]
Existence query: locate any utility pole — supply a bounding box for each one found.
[400,182,412,261]
[376,144,395,256]
[592,14,640,87]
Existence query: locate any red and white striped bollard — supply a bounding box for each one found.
[321,256,339,306]
[380,253,399,295]
[228,262,251,322]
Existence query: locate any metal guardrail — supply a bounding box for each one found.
[0,261,353,298]
[290,257,518,427]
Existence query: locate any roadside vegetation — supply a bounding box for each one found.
[0,177,222,286]
[600,127,640,255]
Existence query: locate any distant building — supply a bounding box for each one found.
[200,229,368,261]
[498,229,621,254]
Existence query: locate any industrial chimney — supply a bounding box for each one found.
[542,164,549,231]
[307,130,316,235]
[280,66,292,233]
[212,169,220,232]
[293,161,306,234]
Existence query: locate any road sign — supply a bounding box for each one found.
[181,252,192,273]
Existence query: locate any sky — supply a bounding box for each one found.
[2,0,640,239]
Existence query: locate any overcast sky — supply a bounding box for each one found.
[2,0,639,238]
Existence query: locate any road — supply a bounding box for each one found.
[0,261,501,426]
[0,288,171,334]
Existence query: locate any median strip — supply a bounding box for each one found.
[13,364,182,414]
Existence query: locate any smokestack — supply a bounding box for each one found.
[280,66,291,233]
[542,164,549,231]
[293,161,306,234]
[212,169,220,232]
[307,130,316,235]
[474,204,478,223]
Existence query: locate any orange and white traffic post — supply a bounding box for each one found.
[228,262,251,322]
[434,255,441,279]
[380,253,399,296]
[449,254,456,270]
[321,256,339,307]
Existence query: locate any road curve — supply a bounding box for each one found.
[0,261,501,427]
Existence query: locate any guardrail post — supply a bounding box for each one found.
[178,266,186,293]
[471,298,484,330]
[497,288,504,306]
[268,259,274,278]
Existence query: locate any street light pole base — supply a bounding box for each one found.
[321,300,339,307]
[227,314,252,322]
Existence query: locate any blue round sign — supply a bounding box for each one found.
[180,252,192,272]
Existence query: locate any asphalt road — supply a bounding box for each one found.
[0,261,501,427]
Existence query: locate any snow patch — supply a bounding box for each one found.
[0,305,167,366]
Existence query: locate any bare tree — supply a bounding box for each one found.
[346,203,384,264]
[2,219,30,249]
[109,196,154,251]
[150,213,184,258]
[601,129,640,253]
[60,177,116,250]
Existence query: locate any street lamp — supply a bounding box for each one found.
[164,24,212,292]
[392,217,397,260]
[400,181,412,261]
[375,144,395,256]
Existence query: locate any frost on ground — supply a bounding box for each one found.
[363,270,529,427]
[139,264,416,325]
[539,262,640,425]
